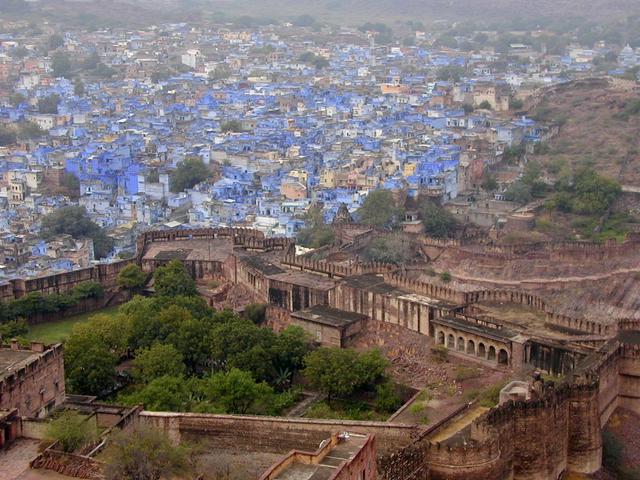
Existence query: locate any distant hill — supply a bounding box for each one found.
[36,0,640,27]
[203,0,640,24]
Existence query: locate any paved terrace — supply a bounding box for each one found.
[272,433,369,480]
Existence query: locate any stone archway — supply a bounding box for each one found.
[478,343,486,358]
[437,331,445,345]
[488,346,496,361]
[447,334,455,348]
[467,340,475,355]
[457,337,465,351]
[498,349,509,365]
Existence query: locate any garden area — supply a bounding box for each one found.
[26,305,120,344]
[44,260,410,420]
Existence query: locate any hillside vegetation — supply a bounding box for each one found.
[529,79,640,189]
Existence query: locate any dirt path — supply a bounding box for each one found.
[452,266,640,287]
[429,406,489,442]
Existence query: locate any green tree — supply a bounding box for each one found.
[205,368,274,414]
[74,79,85,96]
[478,100,492,110]
[296,205,335,248]
[127,375,191,412]
[37,93,60,114]
[481,173,498,192]
[153,260,197,297]
[244,303,267,324]
[46,411,95,453]
[64,313,127,395]
[9,92,26,106]
[40,206,113,259]
[167,316,213,375]
[509,97,524,110]
[572,168,622,215]
[65,342,117,395]
[504,181,532,205]
[419,201,457,238]
[356,190,404,228]
[133,343,185,384]
[117,264,147,293]
[208,65,231,81]
[51,52,72,78]
[0,126,17,146]
[82,51,99,70]
[209,317,278,381]
[364,233,412,264]
[169,156,210,192]
[47,33,64,50]
[94,62,115,79]
[220,120,242,133]
[9,46,29,59]
[104,426,194,480]
[375,382,402,413]
[18,121,45,139]
[436,65,465,82]
[271,326,310,390]
[61,172,80,197]
[304,348,359,402]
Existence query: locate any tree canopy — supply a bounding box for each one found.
[37,93,60,114]
[296,205,335,249]
[364,233,412,264]
[356,190,404,228]
[0,126,17,146]
[133,343,186,384]
[153,260,197,297]
[40,205,114,259]
[303,347,388,403]
[104,427,194,480]
[169,156,210,192]
[46,411,95,453]
[51,52,72,79]
[419,201,457,238]
[117,264,147,293]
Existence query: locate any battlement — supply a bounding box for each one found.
[282,254,396,278]
[382,273,468,304]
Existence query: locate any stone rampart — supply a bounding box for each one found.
[138,411,422,456]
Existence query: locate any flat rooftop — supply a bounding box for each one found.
[0,348,40,382]
[472,302,584,340]
[342,274,460,309]
[291,305,367,328]
[143,238,233,263]
[432,316,518,341]
[272,433,368,480]
[268,271,336,291]
[239,253,285,276]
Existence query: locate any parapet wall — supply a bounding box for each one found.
[282,254,395,278]
[0,259,135,302]
[138,411,422,456]
[136,227,292,261]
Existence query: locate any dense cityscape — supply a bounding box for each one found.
[1,2,640,480]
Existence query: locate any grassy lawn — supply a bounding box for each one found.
[27,305,120,344]
[304,399,390,422]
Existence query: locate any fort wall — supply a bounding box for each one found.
[138,412,422,456]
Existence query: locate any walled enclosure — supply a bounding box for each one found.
[12,227,640,480]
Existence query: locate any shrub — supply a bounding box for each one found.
[440,271,452,283]
[431,345,448,362]
[46,411,95,453]
[375,382,402,413]
[454,366,482,382]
